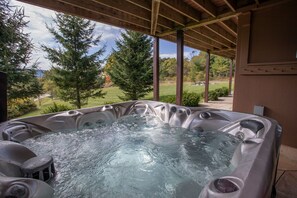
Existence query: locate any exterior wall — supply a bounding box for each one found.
[233,1,297,147]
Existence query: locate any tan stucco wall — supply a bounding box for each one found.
[233,1,297,147]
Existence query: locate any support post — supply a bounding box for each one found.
[204,50,210,103]
[229,59,233,95]
[153,36,160,101]
[176,30,184,105]
[0,72,7,122]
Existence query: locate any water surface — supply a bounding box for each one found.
[23,114,240,198]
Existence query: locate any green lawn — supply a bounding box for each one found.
[21,80,229,118]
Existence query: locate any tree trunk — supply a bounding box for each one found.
[76,83,81,109]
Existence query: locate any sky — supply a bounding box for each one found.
[11,0,199,70]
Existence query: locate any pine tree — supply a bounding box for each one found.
[0,0,43,100]
[42,14,106,109]
[106,30,153,100]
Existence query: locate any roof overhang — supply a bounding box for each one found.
[17,0,288,59]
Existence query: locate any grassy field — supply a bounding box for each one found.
[21,80,229,118]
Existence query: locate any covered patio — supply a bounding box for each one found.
[1,0,297,196]
[15,0,297,147]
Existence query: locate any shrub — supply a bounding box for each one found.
[200,87,229,101]
[42,103,73,114]
[160,95,176,104]
[215,87,229,97]
[208,90,219,101]
[8,99,37,119]
[182,91,200,107]
[159,92,200,107]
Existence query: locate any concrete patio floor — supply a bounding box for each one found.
[199,96,233,111]
[201,96,297,198]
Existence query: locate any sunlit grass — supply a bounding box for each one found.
[20,80,229,118]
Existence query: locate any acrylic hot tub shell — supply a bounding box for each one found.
[0,100,282,198]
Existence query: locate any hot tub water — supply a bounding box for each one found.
[22,114,241,197]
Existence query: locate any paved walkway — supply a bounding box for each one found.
[199,96,233,111]
[276,145,297,198]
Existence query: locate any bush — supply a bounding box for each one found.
[159,92,200,107]
[8,99,37,119]
[201,87,229,101]
[159,95,176,104]
[182,92,200,107]
[208,90,219,101]
[215,87,229,97]
[42,103,73,114]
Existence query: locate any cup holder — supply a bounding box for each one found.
[67,110,79,116]
[170,106,177,113]
[103,105,113,111]
[209,177,243,195]
[200,112,211,119]
[214,178,239,193]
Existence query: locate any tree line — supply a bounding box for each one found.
[158,52,232,83]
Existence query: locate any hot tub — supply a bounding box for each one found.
[0,100,282,198]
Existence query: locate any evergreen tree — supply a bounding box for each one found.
[107,30,153,100]
[0,0,42,100]
[42,14,106,109]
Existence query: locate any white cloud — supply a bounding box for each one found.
[160,53,176,59]
[160,51,192,59]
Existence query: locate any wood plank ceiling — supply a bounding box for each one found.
[18,0,281,59]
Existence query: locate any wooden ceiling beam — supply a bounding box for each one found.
[223,0,237,12]
[186,29,238,56]
[158,3,186,25]
[125,0,175,29]
[159,35,209,56]
[151,0,161,35]
[127,0,186,26]
[162,35,234,59]
[157,11,238,36]
[210,48,235,58]
[184,34,216,51]
[187,41,234,58]
[191,0,217,18]
[157,16,176,29]
[92,0,150,21]
[184,40,208,54]
[59,0,151,30]
[161,0,201,22]
[205,23,237,45]
[126,0,150,10]
[157,0,283,37]
[192,26,234,48]
[185,30,224,49]
[213,47,236,53]
[219,20,237,36]
[93,0,173,30]
[216,52,235,59]
[18,0,152,35]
